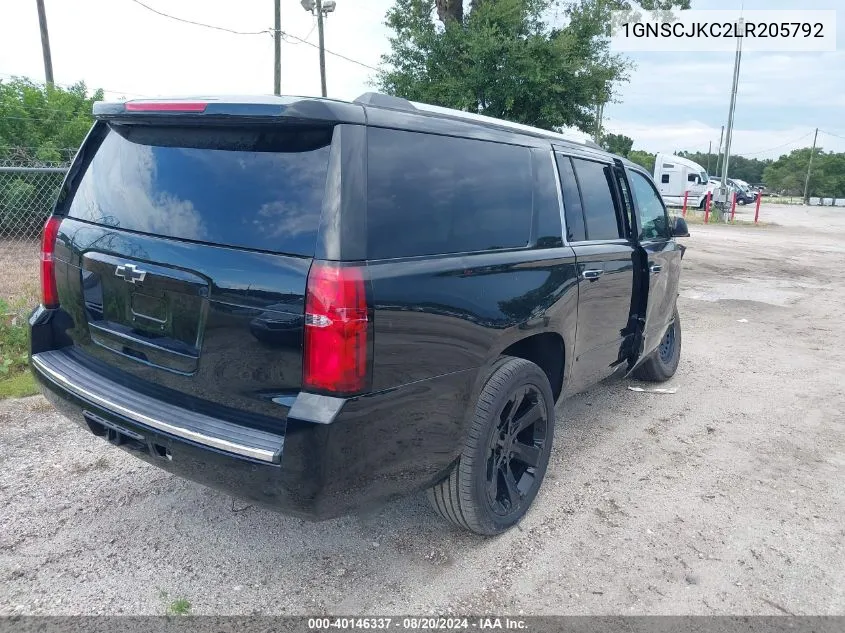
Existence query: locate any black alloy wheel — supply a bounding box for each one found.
[485,385,549,518]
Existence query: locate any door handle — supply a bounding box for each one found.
[649,264,663,274]
[581,269,603,280]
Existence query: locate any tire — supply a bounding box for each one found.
[427,357,555,536]
[633,307,682,382]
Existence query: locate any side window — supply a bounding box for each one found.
[571,158,623,241]
[661,174,670,184]
[614,168,634,238]
[531,149,563,249]
[687,173,698,183]
[366,128,532,259]
[554,154,586,242]
[629,171,669,241]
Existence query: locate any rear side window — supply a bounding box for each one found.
[531,149,563,249]
[67,125,333,256]
[571,158,623,241]
[366,128,532,259]
[555,154,586,243]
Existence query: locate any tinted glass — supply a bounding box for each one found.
[555,154,586,242]
[531,149,563,248]
[367,128,531,259]
[68,125,333,256]
[629,170,669,240]
[661,174,670,183]
[571,158,622,241]
[614,168,633,238]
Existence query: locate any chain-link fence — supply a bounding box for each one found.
[0,155,72,304]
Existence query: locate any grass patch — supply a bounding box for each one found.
[167,598,192,616]
[0,371,38,399]
[159,590,192,616]
[0,297,34,399]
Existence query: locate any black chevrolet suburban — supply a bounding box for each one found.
[30,93,688,535]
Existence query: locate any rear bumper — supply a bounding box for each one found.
[32,351,283,463]
[31,342,475,520]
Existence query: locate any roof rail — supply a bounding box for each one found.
[354,91,601,150]
[353,92,416,110]
[410,100,597,148]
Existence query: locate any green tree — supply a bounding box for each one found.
[677,150,770,183]
[601,132,633,157]
[627,149,655,173]
[379,0,689,134]
[0,78,103,237]
[0,77,102,163]
[763,147,845,198]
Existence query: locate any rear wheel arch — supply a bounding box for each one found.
[500,332,565,402]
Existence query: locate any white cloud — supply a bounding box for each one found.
[2,0,843,161]
[615,51,845,108]
[0,0,390,100]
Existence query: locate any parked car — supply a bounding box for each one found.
[30,93,689,535]
[731,179,758,205]
[709,177,758,205]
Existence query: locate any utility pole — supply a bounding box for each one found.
[593,102,604,144]
[715,125,725,177]
[316,0,327,97]
[803,127,819,205]
[301,0,334,96]
[720,27,743,209]
[273,0,281,95]
[707,140,712,175]
[35,0,54,89]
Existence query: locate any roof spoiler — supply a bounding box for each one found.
[92,97,366,125]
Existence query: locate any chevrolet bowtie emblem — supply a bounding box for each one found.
[114,263,147,284]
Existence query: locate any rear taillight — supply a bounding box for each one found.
[40,216,61,308]
[303,262,370,395]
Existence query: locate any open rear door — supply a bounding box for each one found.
[624,167,683,366]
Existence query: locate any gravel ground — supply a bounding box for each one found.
[1,204,843,616]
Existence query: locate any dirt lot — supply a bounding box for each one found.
[1,204,843,616]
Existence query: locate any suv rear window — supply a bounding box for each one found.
[366,128,532,259]
[67,124,333,256]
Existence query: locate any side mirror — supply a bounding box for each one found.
[671,216,690,238]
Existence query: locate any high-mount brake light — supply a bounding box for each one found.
[124,102,207,113]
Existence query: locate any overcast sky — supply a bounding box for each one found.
[1,0,844,159]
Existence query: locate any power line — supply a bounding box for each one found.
[735,131,815,157]
[283,19,318,45]
[128,0,269,35]
[276,29,379,71]
[126,0,379,72]
[820,129,845,141]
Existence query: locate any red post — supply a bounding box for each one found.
[682,190,689,217]
[730,191,737,222]
[754,193,762,224]
[704,190,712,224]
